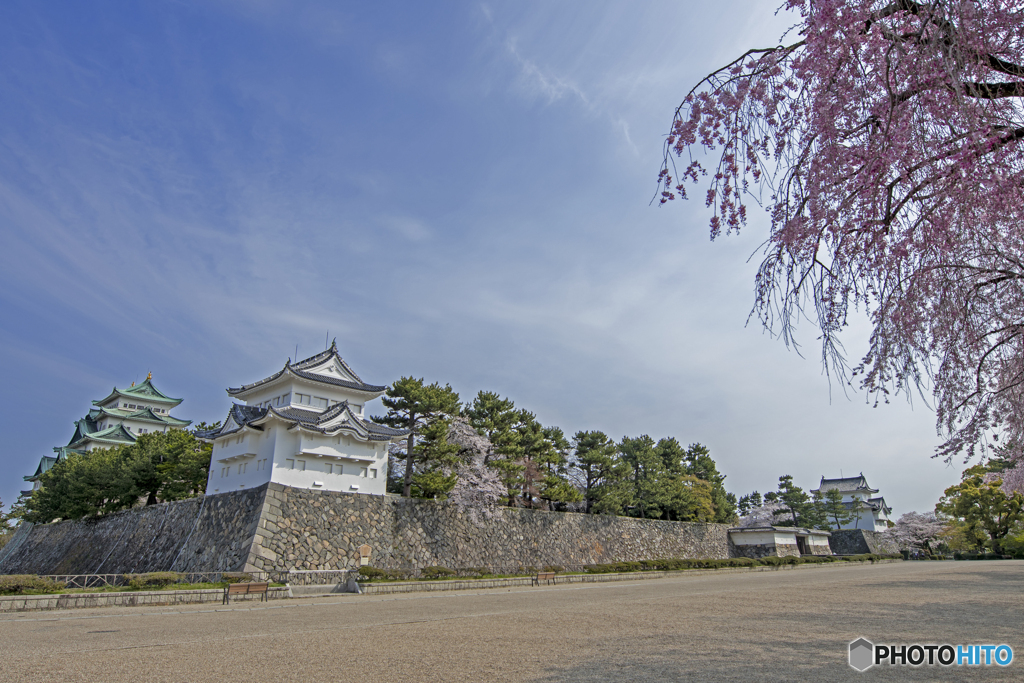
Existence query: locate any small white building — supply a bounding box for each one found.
[811,474,892,532]
[199,343,408,496]
[729,526,832,558]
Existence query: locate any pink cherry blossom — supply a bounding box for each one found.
[661,1,1024,469]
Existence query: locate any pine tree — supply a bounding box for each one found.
[818,488,855,530]
[380,377,461,498]
[465,391,524,506]
[776,475,812,528]
[571,430,619,513]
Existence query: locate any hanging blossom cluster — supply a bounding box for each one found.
[659,0,1024,468]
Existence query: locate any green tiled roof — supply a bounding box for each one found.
[93,378,184,408]
[68,423,137,449]
[88,405,191,427]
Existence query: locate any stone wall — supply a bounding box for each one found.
[775,542,800,558]
[829,529,900,555]
[246,483,731,573]
[171,485,268,572]
[0,487,266,575]
[731,544,778,560]
[3,483,735,577]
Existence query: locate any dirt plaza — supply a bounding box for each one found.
[0,561,1020,682]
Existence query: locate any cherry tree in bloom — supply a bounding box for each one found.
[659,0,1024,468]
[738,501,791,527]
[888,510,946,551]
[445,418,506,525]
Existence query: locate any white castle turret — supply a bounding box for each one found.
[811,474,892,532]
[198,342,408,496]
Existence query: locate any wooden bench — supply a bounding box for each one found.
[223,582,269,604]
[533,572,556,586]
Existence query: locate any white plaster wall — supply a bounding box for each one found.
[773,531,799,546]
[806,535,831,547]
[206,428,275,494]
[244,379,377,412]
[730,530,776,546]
[204,418,392,496]
[270,429,387,495]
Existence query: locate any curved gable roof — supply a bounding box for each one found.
[93,378,184,407]
[226,343,386,397]
[203,399,407,444]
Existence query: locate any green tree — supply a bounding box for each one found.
[775,475,814,528]
[619,435,665,519]
[536,426,582,510]
[0,497,19,549]
[817,488,855,530]
[936,465,1024,554]
[380,377,461,498]
[24,430,213,522]
[409,419,461,499]
[516,412,550,508]
[681,443,736,523]
[465,391,524,506]
[662,474,716,522]
[571,431,620,513]
[24,448,134,522]
[737,491,763,516]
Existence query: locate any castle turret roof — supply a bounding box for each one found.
[199,399,407,444]
[93,377,184,408]
[811,474,879,495]
[226,342,386,398]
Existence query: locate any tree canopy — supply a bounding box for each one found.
[23,429,213,523]
[936,464,1024,553]
[659,0,1024,470]
[379,376,461,498]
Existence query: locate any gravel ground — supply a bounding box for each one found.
[0,561,1021,682]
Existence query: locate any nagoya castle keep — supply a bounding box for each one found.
[23,375,192,493]
[197,342,408,497]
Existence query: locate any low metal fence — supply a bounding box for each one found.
[32,564,594,589]
[39,571,277,589]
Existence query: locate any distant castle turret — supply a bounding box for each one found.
[811,474,892,532]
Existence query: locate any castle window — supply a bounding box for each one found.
[297,460,306,471]
[286,459,295,469]
[370,468,377,479]
[360,467,368,478]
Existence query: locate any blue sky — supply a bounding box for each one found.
[0,1,966,515]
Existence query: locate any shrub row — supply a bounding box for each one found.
[0,575,67,595]
[122,572,185,590]
[582,553,899,574]
[953,552,1018,560]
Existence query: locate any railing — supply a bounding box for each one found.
[33,565,589,589]
[39,572,278,589]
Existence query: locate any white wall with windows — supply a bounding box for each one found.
[205,423,389,495]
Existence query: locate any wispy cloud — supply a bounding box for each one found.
[505,37,590,107]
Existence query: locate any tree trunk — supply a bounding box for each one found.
[403,418,415,498]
